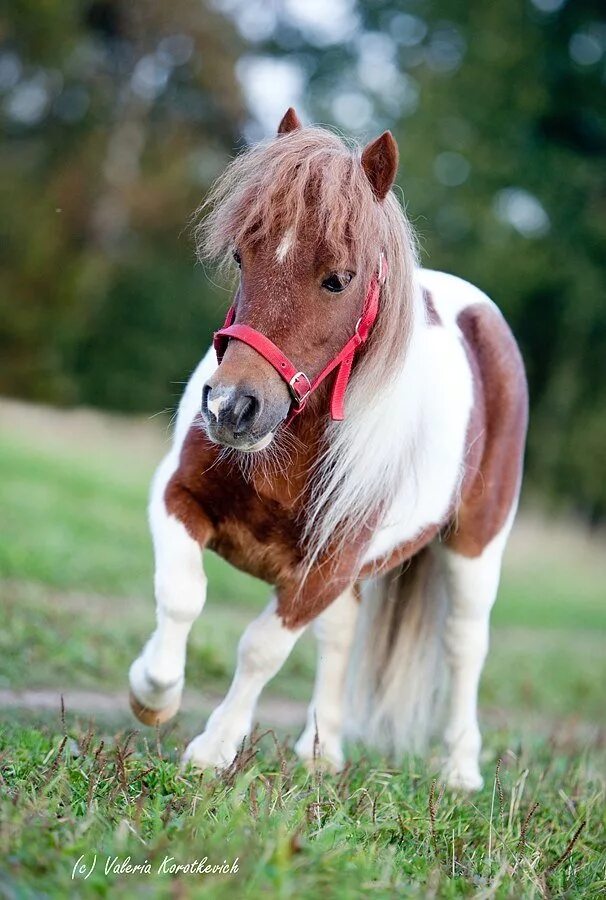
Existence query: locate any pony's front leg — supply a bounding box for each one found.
[130,479,210,725]
[294,586,359,772]
[439,523,511,791]
[183,597,305,770]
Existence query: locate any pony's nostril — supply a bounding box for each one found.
[233,394,259,434]
[201,384,211,417]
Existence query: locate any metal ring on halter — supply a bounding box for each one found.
[288,371,312,405]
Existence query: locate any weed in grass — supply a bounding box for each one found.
[3,706,603,898]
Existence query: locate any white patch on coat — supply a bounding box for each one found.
[275,227,295,263]
[437,501,518,790]
[357,269,501,566]
[418,268,493,330]
[129,348,217,713]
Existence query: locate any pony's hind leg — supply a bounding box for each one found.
[183,597,305,770]
[129,473,209,726]
[294,586,359,772]
[439,513,514,791]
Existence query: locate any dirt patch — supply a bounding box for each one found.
[1,688,602,754]
[0,687,308,729]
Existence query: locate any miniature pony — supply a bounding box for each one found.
[129,108,528,791]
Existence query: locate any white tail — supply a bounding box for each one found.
[345,548,449,755]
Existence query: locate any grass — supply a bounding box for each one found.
[1,715,603,898]
[0,400,604,896]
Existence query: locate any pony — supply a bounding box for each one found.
[129,108,528,791]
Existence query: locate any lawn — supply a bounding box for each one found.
[0,400,604,897]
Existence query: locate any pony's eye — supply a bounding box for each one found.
[322,272,354,293]
[233,250,241,267]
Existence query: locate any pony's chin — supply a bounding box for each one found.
[202,421,276,453]
[239,432,274,453]
[208,430,275,453]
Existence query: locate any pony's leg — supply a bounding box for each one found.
[294,586,358,772]
[129,481,208,725]
[439,518,512,791]
[183,597,305,770]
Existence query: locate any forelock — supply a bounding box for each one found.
[195,126,388,270]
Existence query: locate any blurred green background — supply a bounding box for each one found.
[1,8,605,894]
[0,0,604,729]
[2,0,605,519]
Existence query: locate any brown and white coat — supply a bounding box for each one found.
[129,114,527,792]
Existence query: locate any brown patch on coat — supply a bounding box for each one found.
[423,289,441,326]
[164,411,374,629]
[444,302,528,557]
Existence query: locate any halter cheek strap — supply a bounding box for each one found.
[213,253,387,422]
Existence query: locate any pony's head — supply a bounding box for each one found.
[196,108,416,452]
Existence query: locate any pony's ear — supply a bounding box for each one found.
[361,131,399,200]
[277,107,302,135]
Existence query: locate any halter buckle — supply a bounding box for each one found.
[289,371,311,406]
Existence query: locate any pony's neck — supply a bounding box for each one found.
[298,268,425,566]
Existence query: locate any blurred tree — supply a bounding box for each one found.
[1,0,244,406]
[1,0,605,519]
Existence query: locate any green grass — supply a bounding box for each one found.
[1,716,603,898]
[0,436,267,605]
[0,403,605,896]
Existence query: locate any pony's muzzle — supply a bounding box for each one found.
[202,380,258,434]
[201,379,283,451]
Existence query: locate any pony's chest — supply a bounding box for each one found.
[205,485,303,584]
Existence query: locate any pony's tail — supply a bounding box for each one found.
[345,548,448,755]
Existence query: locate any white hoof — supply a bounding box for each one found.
[295,732,344,774]
[129,655,183,724]
[442,758,484,792]
[297,754,343,775]
[182,732,240,772]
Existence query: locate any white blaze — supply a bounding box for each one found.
[276,228,295,263]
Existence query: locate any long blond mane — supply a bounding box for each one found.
[195,125,419,567]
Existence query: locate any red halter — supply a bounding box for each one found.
[213,253,387,422]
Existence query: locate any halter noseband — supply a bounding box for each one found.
[213,253,387,422]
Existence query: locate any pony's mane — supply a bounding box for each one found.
[195,125,420,569]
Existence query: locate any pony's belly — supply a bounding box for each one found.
[363,504,449,567]
[362,449,465,568]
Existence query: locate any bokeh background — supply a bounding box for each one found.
[3,0,606,516]
[0,4,605,892]
[0,0,604,744]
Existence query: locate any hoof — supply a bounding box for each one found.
[442,761,484,793]
[129,690,181,727]
[295,731,344,774]
[181,733,239,772]
[298,754,343,775]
